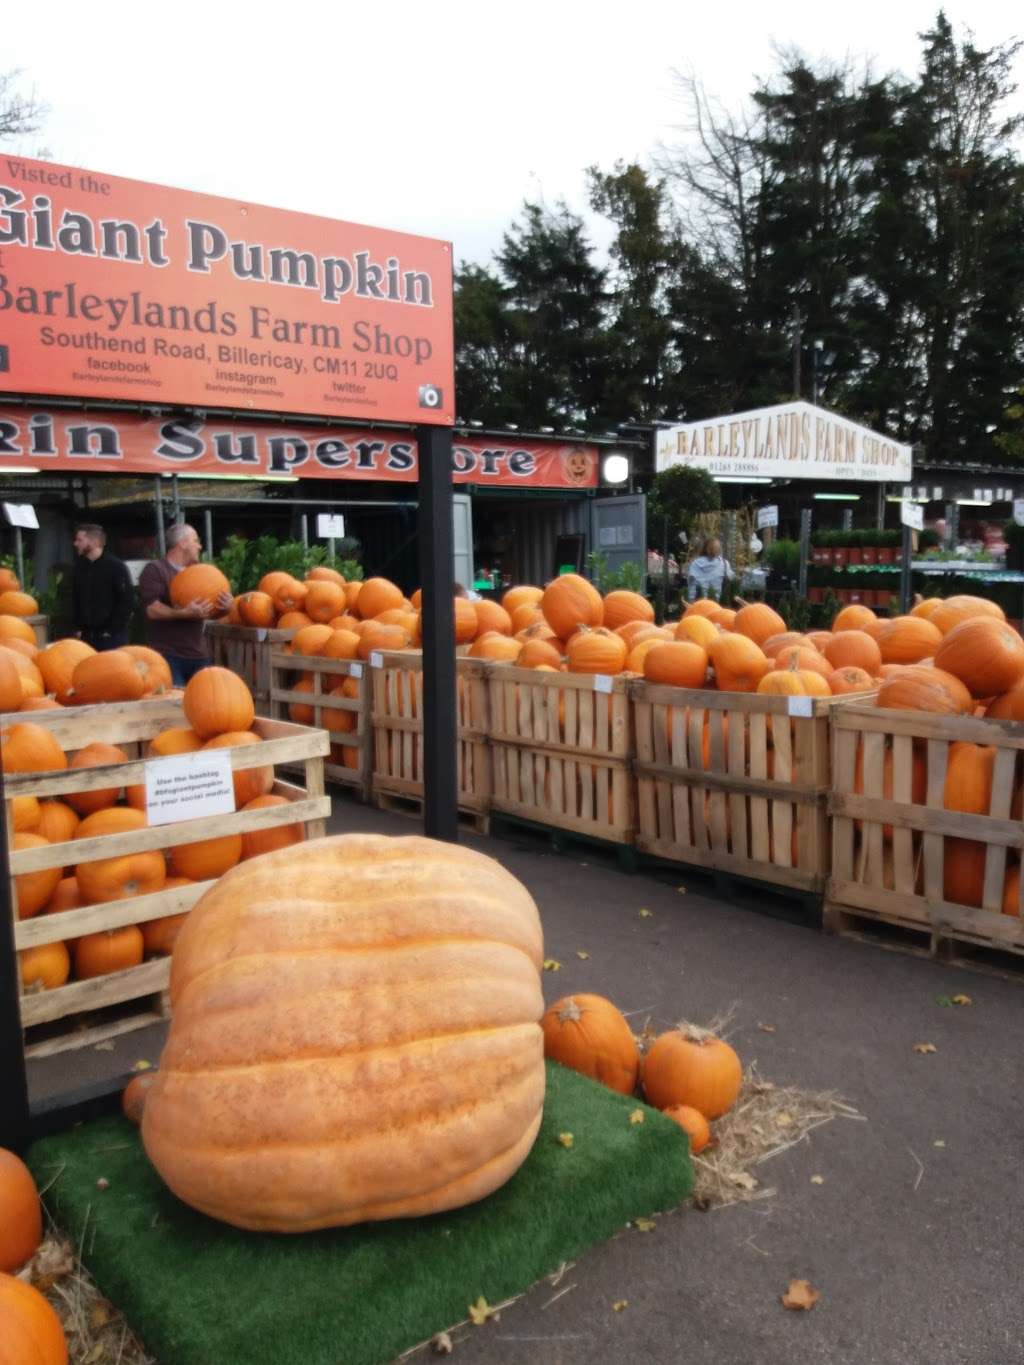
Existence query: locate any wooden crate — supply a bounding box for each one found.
[488,666,633,844]
[370,651,490,819]
[6,697,330,1055]
[26,614,48,648]
[268,649,372,800]
[826,703,1024,962]
[204,621,293,709]
[631,684,868,892]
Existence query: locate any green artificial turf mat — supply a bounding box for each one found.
[29,1061,692,1365]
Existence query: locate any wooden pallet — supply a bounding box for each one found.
[204,621,293,708]
[370,651,490,816]
[631,684,873,893]
[826,703,1024,966]
[268,648,372,800]
[7,697,330,1053]
[487,665,633,845]
[372,789,490,835]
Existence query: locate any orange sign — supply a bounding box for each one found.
[0,156,454,424]
[0,407,598,488]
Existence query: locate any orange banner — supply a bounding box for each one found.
[0,157,453,424]
[0,408,598,488]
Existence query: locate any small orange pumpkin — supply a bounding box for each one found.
[237,591,277,628]
[733,602,786,646]
[69,649,147,704]
[642,1025,742,1118]
[875,665,972,715]
[567,626,628,676]
[828,665,876,695]
[473,599,513,637]
[930,594,1005,636]
[501,585,544,616]
[357,622,411,659]
[0,1272,66,1364]
[1,722,67,774]
[35,801,79,847]
[663,1104,711,1154]
[240,794,306,859]
[66,742,128,815]
[355,577,404,619]
[168,563,231,612]
[708,634,770,693]
[823,630,882,676]
[36,638,96,704]
[517,638,563,669]
[8,795,40,833]
[934,617,1024,699]
[18,940,71,992]
[0,1148,43,1274]
[122,645,173,696]
[74,925,145,979]
[183,667,255,739]
[169,833,243,881]
[832,604,877,633]
[876,616,943,665]
[541,994,639,1095]
[468,631,522,661]
[541,573,603,638]
[601,590,654,632]
[0,615,38,647]
[12,833,62,919]
[643,641,708,689]
[304,580,347,623]
[291,624,336,658]
[203,730,273,806]
[122,1072,159,1125]
[0,589,38,617]
[75,808,167,905]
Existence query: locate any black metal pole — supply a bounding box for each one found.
[798,507,812,599]
[417,424,458,842]
[0,746,31,1153]
[899,523,914,614]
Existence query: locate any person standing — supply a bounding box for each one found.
[71,523,133,650]
[138,524,232,686]
[686,536,733,602]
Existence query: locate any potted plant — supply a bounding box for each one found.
[860,529,878,566]
[832,531,849,570]
[847,529,863,567]
[876,528,899,565]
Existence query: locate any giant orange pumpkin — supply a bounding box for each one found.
[601,590,654,632]
[356,577,404,620]
[0,1272,67,1365]
[69,649,147,705]
[11,833,62,919]
[183,667,255,739]
[934,617,1024,699]
[642,1025,742,1119]
[1,721,66,774]
[541,994,639,1095]
[142,834,546,1230]
[643,641,708,689]
[168,564,231,612]
[875,665,972,715]
[203,731,273,806]
[35,638,95,704]
[541,574,603,639]
[708,634,770,693]
[0,1148,42,1273]
[733,602,786,646]
[567,626,628,676]
[66,742,128,815]
[930,594,1005,636]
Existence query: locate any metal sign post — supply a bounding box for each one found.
[417,425,458,842]
[797,508,812,599]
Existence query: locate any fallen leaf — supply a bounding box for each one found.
[781,1279,819,1311]
[730,1172,758,1192]
[93,1040,115,1052]
[612,1299,629,1312]
[89,1300,112,1330]
[28,1241,74,1289]
[776,1111,794,1128]
[913,1042,937,1054]
[751,1080,776,1095]
[95,1177,109,1191]
[758,1023,776,1033]
[432,1331,454,1355]
[82,1344,105,1365]
[676,886,687,895]
[952,993,972,1006]
[933,1140,946,1149]
[468,1296,493,1326]
[543,959,562,972]
[810,1175,825,1185]
[629,1108,645,1125]
[576,950,590,960]
[633,1216,656,1232]
[557,1132,574,1149]
[638,908,653,918]
[936,995,953,1008]
[131,1059,152,1072]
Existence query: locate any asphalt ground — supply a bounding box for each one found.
[28,790,1024,1365]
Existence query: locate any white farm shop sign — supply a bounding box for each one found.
[656,401,913,483]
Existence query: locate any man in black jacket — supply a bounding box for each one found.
[72,524,133,650]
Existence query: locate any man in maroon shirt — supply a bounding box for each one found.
[138,524,233,685]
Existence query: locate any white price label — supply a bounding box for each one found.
[593,674,614,694]
[787,696,814,718]
[1013,499,1024,528]
[756,504,779,530]
[370,651,384,669]
[900,501,924,531]
[317,513,346,538]
[256,628,268,642]
[145,749,236,827]
[348,661,363,678]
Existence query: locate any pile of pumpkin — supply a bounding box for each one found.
[6,668,306,995]
[0,1147,68,1365]
[543,992,741,1156]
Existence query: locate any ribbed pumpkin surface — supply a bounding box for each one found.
[142,834,546,1232]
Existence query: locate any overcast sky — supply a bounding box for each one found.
[4,0,1022,268]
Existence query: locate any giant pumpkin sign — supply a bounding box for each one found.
[0,156,454,425]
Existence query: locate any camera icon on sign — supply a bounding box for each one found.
[418,383,443,410]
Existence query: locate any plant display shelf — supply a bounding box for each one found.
[203,621,294,708]
[370,650,491,823]
[5,696,330,1055]
[268,649,372,801]
[487,665,633,846]
[827,703,1024,968]
[631,684,875,894]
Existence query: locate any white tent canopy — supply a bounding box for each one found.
[655,401,912,484]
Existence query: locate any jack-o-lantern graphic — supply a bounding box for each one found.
[560,445,593,486]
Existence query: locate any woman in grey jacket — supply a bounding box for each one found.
[686,537,733,601]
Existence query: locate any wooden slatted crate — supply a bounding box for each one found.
[6,697,330,1055]
[268,648,372,800]
[826,703,1024,963]
[488,666,633,844]
[370,651,490,823]
[204,621,293,708]
[631,684,869,892]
